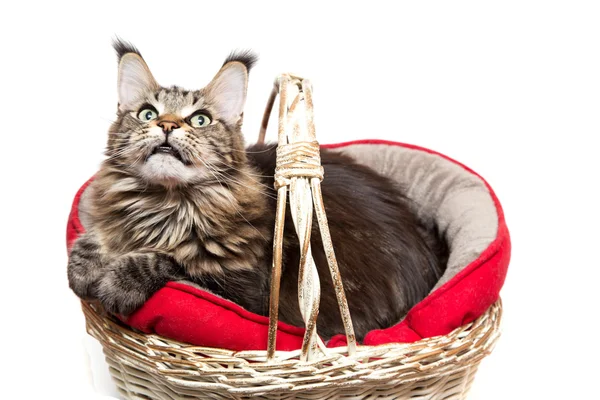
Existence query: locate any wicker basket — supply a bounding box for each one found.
[81,74,503,399]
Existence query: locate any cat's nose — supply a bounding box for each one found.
[157,121,179,134]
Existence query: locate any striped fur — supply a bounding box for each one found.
[68,42,446,339]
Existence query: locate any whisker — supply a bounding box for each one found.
[192,153,268,241]
[203,141,277,154]
[201,160,278,202]
[184,145,278,202]
[103,139,156,164]
[178,136,276,181]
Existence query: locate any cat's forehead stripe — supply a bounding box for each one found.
[154,87,198,115]
[150,88,209,118]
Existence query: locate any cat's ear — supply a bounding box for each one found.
[114,39,159,110]
[205,51,258,125]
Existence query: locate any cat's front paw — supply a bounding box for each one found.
[95,257,152,316]
[68,234,105,300]
[95,252,179,316]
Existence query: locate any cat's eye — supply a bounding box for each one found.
[138,108,158,122]
[189,113,211,128]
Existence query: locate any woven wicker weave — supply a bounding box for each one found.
[80,74,502,399]
[83,300,500,399]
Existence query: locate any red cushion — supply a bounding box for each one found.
[66,140,510,350]
[126,282,306,351]
[66,179,305,352]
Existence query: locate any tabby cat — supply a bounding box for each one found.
[67,40,446,340]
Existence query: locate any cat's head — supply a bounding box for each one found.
[106,39,256,187]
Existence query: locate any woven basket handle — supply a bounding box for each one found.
[258,74,357,361]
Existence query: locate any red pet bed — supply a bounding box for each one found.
[66,140,510,352]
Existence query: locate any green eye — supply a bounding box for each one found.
[190,113,211,128]
[138,108,158,122]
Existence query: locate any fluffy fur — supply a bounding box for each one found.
[67,40,447,340]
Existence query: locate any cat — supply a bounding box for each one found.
[67,39,447,340]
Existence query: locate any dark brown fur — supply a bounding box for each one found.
[244,144,447,338]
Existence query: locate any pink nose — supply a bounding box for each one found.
[157,121,179,133]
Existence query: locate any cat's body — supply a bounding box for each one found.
[246,144,446,338]
[67,40,447,340]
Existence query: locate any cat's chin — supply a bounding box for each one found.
[139,153,205,187]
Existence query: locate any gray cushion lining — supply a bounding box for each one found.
[332,144,498,290]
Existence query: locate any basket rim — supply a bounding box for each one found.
[82,299,501,396]
[83,299,502,361]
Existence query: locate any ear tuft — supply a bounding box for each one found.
[223,50,258,72]
[113,37,143,62]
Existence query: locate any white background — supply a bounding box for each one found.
[1,1,599,399]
